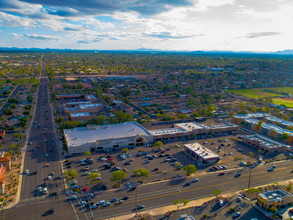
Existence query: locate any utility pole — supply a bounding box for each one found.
[247,167,252,190]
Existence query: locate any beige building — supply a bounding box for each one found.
[64,121,153,154]
[256,189,293,210]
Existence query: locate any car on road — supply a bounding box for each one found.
[268,165,276,172]
[122,196,129,201]
[191,178,199,183]
[116,199,125,204]
[234,173,241,178]
[183,182,191,187]
[136,205,145,210]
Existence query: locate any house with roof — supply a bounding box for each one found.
[0,164,6,194]
[0,130,5,139]
[256,189,293,210]
[0,152,11,171]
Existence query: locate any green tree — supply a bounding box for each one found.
[173,199,190,211]
[269,205,278,213]
[286,182,292,192]
[280,133,289,140]
[13,133,22,141]
[83,151,91,156]
[133,168,151,179]
[55,117,63,124]
[152,141,163,148]
[111,170,127,182]
[121,148,129,153]
[64,169,78,178]
[212,189,222,198]
[88,172,101,180]
[183,164,196,176]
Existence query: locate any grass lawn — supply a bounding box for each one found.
[272,98,293,108]
[228,89,282,99]
[267,87,293,94]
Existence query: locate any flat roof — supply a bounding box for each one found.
[184,143,219,159]
[149,128,187,136]
[234,113,270,119]
[66,101,92,105]
[207,123,238,129]
[64,121,152,147]
[85,95,97,99]
[266,116,293,127]
[261,123,293,136]
[176,122,206,131]
[243,134,289,149]
[259,189,292,201]
[70,112,91,117]
[79,103,102,109]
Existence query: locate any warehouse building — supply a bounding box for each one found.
[64,121,153,154]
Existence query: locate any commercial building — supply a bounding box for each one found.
[244,119,293,144]
[65,103,102,114]
[233,113,270,124]
[64,121,239,154]
[265,116,293,129]
[64,121,153,154]
[242,135,289,154]
[69,112,91,122]
[256,189,293,210]
[184,143,220,165]
[56,94,83,99]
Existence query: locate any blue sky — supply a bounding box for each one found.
[0,0,292,51]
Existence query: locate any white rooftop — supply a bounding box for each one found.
[234,113,270,119]
[64,121,152,147]
[244,134,289,149]
[185,143,220,159]
[70,112,90,117]
[79,103,102,109]
[149,128,187,136]
[266,116,293,127]
[176,122,206,131]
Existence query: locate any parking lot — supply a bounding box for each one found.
[62,133,291,193]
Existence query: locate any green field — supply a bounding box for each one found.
[272,98,293,108]
[228,89,282,99]
[267,87,293,94]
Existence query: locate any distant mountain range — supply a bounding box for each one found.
[0,47,292,54]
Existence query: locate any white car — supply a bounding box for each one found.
[43,187,48,194]
[38,187,43,192]
[48,175,52,180]
[25,169,29,174]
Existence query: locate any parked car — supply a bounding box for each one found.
[234,173,241,178]
[68,196,77,200]
[25,169,29,174]
[233,212,241,218]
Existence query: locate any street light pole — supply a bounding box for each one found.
[247,167,252,190]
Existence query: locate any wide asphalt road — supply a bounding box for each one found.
[1,159,292,220]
